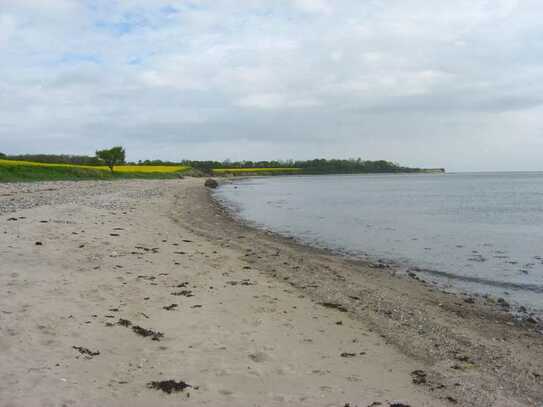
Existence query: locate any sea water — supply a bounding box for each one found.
[214,173,543,310]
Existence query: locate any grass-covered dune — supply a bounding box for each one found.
[0,159,188,182]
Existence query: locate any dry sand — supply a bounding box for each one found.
[0,178,541,407]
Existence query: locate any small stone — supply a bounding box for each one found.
[410,369,427,384]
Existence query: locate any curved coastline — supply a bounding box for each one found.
[211,176,543,312]
[0,178,542,406]
[176,179,543,406]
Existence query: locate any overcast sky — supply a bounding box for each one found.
[1,0,542,171]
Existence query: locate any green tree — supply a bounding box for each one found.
[96,146,126,173]
[0,152,6,158]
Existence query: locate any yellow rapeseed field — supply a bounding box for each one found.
[111,165,187,173]
[0,159,187,173]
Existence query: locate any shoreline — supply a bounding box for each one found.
[212,176,543,316]
[1,178,542,406]
[180,180,543,405]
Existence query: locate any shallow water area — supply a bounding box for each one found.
[214,172,543,311]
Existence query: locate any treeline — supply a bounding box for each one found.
[183,158,420,174]
[0,153,431,174]
[180,160,294,171]
[293,158,420,173]
[0,153,183,167]
[1,154,103,165]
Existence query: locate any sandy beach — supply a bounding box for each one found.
[0,178,542,407]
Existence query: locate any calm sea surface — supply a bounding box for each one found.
[214,173,543,310]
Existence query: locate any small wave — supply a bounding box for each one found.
[413,267,543,293]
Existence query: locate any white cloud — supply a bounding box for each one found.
[0,14,16,47]
[237,93,320,109]
[238,93,286,109]
[291,0,332,14]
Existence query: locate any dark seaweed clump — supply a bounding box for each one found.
[73,346,100,357]
[132,325,164,341]
[171,290,193,297]
[118,318,132,327]
[147,380,192,394]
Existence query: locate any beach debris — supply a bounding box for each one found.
[446,396,458,404]
[190,304,203,309]
[249,352,270,363]
[204,178,218,188]
[497,298,510,308]
[370,262,389,269]
[73,346,100,358]
[171,290,193,297]
[137,275,156,281]
[319,302,348,312]
[410,369,427,384]
[453,354,471,363]
[35,241,43,246]
[176,282,189,288]
[118,318,132,327]
[340,352,357,358]
[389,403,411,407]
[227,279,255,286]
[132,325,164,341]
[163,304,178,311]
[147,379,192,394]
[134,246,159,254]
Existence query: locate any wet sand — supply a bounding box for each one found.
[0,178,541,406]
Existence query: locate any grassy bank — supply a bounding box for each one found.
[0,159,188,182]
